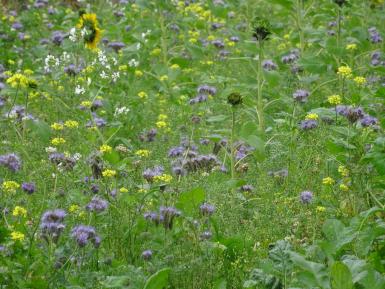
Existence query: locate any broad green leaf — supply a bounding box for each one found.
[331,262,353,289]
[143,268,170,289]
[290,252,330,289]
[176,187,205,216]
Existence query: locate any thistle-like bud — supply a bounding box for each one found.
[334,0,348,7]
[252,17,271,41]
[227,92,243,106]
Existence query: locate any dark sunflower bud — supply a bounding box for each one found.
[252,17,271,41]
[227,92,243,106]
[334,0,347,6]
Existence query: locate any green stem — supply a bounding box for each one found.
[230,108,236,180]
[257,40,264,133]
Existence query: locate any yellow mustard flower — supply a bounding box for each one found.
[12,206,27,217]
[305,113,319,120]
[346,43,357,50]
[99,144,112,154]
[353,76,366,86]
[51,138,66,146]
[337,65,352,78]
[138,91,148,99]
[2,181,20,193]
[102,169,116,178]
[322,177,335,185]
[328,95,342,105]
[135,149,150,157]
[64,120,79,128]
[11,231,25,242]
[51,122,64,131]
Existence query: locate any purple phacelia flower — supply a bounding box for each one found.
[40,209,66,242]
[199,203,215,216]
[360,115,378,127]
[108,41,125,52]
[143,166,164,182]
[86,196,108,213]
[0,153,22,172]
[262,59,278,71]
[22,182,35,194]
[300,119,318,130]
[142,249,153,260]
[71,225,101,248]
[293,89,310,103]
[300,191,313,204]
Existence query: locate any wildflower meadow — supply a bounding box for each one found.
[0,0,385,288]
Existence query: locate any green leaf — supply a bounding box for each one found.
[176,187,205,216]
[290,252,330,289]
[322,219,355,255]
[143,268,170,289]
[242,135,265,161]
[331,262,353,289]
[25,120,51,142]
[206,115,229,123]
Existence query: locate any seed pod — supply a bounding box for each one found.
[227,92,243,106]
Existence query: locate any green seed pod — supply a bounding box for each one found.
[227,92,243,106]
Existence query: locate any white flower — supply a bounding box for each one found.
[69,28,77,42]
[128,58,139,67]
[100,71,108,79]
[136,43,141,50]
[112,72,120,82]
[45,147,57,153]
[114,106,130,117]
[75,85,85,95]
[73,153,82,161]
[44,54,60,73]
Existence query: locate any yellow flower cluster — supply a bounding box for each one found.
[305,113,319,120]
[64,120,79,128]
[322,177,335,185]
[12,206,27,217]
[353,76,366,86]
[346,43,357,50]
[51,137,66,146]
[339,183,349,191]
[2,181,20,193]
[6,73,30,88]
[80,100,92,108]
[135,149,150,157]
[338,165,349,177]
[11,231,25,242]
[316,206,326,213]
[119,187,129,193]
[99,144,112,154]
[337,66,352,78]
[69,204,80,213]
[153,174,173,183]
[102,169,117,178]
[138,91,148,99]
[51,122,64,131]
[328,95,342,105]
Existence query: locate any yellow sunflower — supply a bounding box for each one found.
[77,13,101,50]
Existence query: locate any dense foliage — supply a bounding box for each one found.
[0,0,384,288]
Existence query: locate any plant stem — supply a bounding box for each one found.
[230,108,236,180]
[257,40,264,133]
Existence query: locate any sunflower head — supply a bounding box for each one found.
[77,13,101,50]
